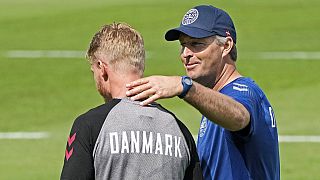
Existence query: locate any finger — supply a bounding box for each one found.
[140,94,161,106]
[126,78,149,88]
[130,87,156,101]
[126,83,152,97]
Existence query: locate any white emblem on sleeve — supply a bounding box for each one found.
[199,117,208,137]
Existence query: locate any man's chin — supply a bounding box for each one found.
[188,75,200,83]
[186,71,197,79]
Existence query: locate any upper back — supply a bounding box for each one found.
[93,98,194,180]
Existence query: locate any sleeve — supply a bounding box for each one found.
[60,115,95,180]
[175,120,203,180]
[227,86,259,139]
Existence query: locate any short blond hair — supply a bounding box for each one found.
[87,22,145,75]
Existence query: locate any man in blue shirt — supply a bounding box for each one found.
[126,5,280,180]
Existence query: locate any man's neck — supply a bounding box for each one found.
[109,72,142,99]
[213,63,241,91]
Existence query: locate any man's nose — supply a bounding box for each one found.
[182,46,193,58]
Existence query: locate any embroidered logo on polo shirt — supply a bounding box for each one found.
[182,9,199,25]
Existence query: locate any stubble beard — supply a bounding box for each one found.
[96,80,111,102]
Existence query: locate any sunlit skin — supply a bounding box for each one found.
[179,34,226,88]
[92,59,143,103]
[90,60,112,102]
[125,34,250,131]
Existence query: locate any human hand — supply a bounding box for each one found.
[126,76,182,106]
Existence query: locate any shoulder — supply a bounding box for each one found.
[81,99,121,118]
[222,77,265,101]
[156,103,197,149]
[222,77,268,125]
[156,104,192,134]
[72,99,122,130]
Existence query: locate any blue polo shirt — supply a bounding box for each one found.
[197,77,280,180]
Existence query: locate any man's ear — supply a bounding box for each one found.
[97,60,108,81]
[222,37,233,58]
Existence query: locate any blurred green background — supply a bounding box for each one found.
[0,0,319,179]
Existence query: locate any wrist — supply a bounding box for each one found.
[178,76,193,99]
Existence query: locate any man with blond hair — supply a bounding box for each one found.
[60,22,202,180]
